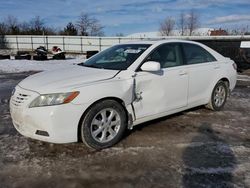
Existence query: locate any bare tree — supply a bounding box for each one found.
[76,12,104,36]
[239,25,249,35]
[19,21,30,35]
[227,25,250,36]
[159,17,175,36]
[179,12,186,36]
[29,16,45,34]
[0,23,8,48]
[186,9,200,36]
[89,19,104,36]
[5,15,20,34]
[0,35,8,49]
[0,22,7,35]
[76,13,90,36]
[43,26,57,35]
[0,13,105,36]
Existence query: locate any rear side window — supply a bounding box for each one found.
[182,43,216,64]
[146,43,183,68]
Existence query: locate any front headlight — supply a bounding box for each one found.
[29,91,79,108]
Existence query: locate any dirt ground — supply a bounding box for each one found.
[0,71,250,188]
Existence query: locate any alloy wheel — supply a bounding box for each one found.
[90,108,121,143]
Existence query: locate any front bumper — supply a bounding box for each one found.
[10,85,88,143]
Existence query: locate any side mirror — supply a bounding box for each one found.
[141,61,161,72]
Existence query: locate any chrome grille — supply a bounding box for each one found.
[10,86,37,108]
[11,93,30,107]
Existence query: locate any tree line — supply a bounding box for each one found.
[0,13,104,36]
[159,10,201,36]
[159,9,250,36]
[0,10,202,36]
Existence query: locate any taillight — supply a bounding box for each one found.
[232,63,237,71]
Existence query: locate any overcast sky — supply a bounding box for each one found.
[0,0,249,35]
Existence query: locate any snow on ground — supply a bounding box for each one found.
[237,74,250,82]
[0,59,84,73]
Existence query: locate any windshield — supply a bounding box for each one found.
[80,44,151,70]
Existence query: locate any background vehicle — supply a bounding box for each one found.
[10,40,237,149]
[235,41,250,71]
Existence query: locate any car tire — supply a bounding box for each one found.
[15,55,31,60]
[80,100,127,149]
[206,81,228,111]
[33,55,48,61]
[0,55,10,59]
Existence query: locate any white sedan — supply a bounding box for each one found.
[10,40,237,149]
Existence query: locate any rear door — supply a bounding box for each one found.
[181,43,220,105]
[133,43,188,119]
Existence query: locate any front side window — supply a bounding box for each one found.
[182,43,216,64]
[145,43,183,68]
[81,44,151,70]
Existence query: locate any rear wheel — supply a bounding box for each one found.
[206,81,228,111]
[80,100,127,149]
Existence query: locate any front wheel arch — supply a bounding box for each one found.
[77,97,128,142]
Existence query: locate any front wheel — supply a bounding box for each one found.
[206,81,228,111]
[80,100,127,149]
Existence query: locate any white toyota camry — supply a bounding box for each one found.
[10,40,237,149]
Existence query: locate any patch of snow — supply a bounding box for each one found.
[0,59,84,73]
[176,142,207,148]
[237,75,250,82]
[99,146,158,157]
[216,143,233,154]
[231,146,250,154]
[234,163,250,179]
[186,111,200,115]
[224,125,230,128]
[187,166,235,174]
[111,146,156,151]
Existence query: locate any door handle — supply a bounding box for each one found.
[179,70,187,76]
[214,65,220,69]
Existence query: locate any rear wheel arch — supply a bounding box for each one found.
[77,97,128,142]
[218,77,230,96]
[206,79,229,111]
[206,77,230,102]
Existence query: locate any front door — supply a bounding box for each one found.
[133,43,188,120]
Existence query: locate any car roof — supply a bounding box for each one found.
[121,39,201,46]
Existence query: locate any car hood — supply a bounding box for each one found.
[18,65,119,93]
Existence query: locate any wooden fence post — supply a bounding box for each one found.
[31,36,33,51]
[99,37,101,51]
[80,37,83,53]
[16,36,19,51]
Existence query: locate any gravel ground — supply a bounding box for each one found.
[0,71,250,188]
